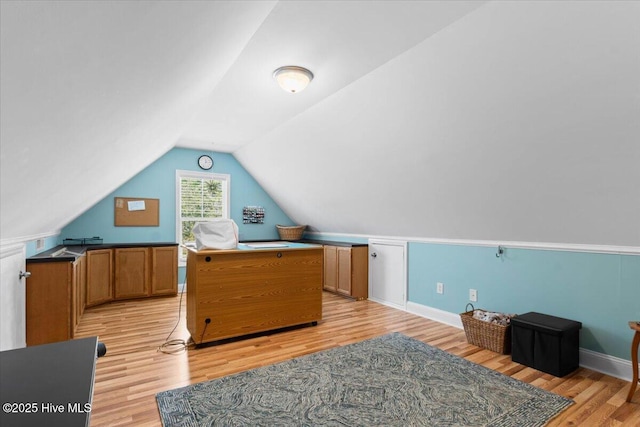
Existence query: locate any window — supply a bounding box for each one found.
[176,170,230,263]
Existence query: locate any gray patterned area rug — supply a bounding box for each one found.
[156,333,573,426]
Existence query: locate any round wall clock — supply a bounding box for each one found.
[198,155,213,170]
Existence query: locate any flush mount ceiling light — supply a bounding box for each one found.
[273,66,314,93]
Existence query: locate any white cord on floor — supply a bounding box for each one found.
[157,281,194,354]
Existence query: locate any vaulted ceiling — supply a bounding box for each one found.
[1,1,638,247]
[178,0,484,152]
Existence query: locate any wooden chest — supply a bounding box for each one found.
[185,244,323,344]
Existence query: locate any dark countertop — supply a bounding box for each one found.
[27,242,178,263]
[239,239,367,247]
[298,239,368,247]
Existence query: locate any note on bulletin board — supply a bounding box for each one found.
[114,197,159,226]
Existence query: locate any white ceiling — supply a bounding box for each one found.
[1,0,275,241]
[178,0,484,152]
[1,1,638,247]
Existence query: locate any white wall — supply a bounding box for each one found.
[0,0,276,242]
[0,244,26,350]
[235,0,640,247]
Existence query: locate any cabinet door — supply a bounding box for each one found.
[114,247,149,299]
[26,261,71,346]
[323,245,338,292]
[349,246,369,300]
[71,258,79,336]
[71,260,77,336]
[77,255,86,319]
[151,246,178,296]
[86,249,113,307]
[71,255,87,337]
[336,247,352,296]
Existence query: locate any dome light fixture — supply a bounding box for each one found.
[273,66,314,93]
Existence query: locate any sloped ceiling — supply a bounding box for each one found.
[235,0,640,247]
[1,1,639,247]
[0,0,276,241]
[178,0,485,151]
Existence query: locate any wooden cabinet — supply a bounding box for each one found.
[336,247,354,296]
[186,245,323,345]
[26,255,86,345]
[86,249,113,307]
[151,246,178,296]
[25,261,72,346]
[86,244,178,306]
[114,247,149,299]
[323,246,338,293]
[323,245,368,300]
[26,243,177,345]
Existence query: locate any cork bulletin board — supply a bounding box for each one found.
[114,197,159,226]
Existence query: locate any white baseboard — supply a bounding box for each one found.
[579,348,633,382]
[405,301,633,382]
[406,301,463,329]
[368,297,406,312]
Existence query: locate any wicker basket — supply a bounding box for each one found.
[460,304,513,354]
[276,224,306,241]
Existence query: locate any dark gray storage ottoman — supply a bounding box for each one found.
[511,312,582,377]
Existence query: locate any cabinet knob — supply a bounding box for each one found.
[370,253,377,258]
[19,270,31,279]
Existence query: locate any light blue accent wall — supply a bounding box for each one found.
[25,235,60,257]
[61,148,294,282]
[306,231,639,360]
[408,242,640,360]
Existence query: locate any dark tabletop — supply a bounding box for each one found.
[0,337,98,427]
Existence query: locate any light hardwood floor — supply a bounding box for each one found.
[75,291,640,426]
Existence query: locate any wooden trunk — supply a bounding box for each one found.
[186,245,323,344]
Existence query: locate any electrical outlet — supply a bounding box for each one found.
[469,289,477,302]
[436,282,444,294]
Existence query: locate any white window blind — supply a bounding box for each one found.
[176,170,230,262]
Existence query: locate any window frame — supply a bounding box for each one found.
[175,169,231,264]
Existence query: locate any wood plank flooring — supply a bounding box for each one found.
[74,291,640,426]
